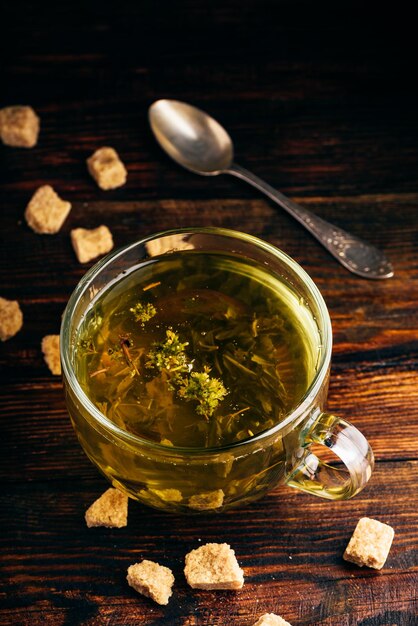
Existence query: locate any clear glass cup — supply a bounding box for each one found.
[61,228,374,513]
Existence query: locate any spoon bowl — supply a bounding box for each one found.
[149,99,393,279]
[149,100,233,175]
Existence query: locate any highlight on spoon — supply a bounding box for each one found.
[336,239,394,279]
[148,99,233,174]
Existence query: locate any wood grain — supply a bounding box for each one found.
[1,463,417,626]
[1,1,417,625]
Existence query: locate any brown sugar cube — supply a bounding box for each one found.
[127,560,174,605]
[0,105,40,147]
[148,488,183,503]
[0,297,23,341]
[253,614,292,626]
[87,147,127,190]
[343,517,394,570]
[71,225,114,264]
[25,185,72,234]
[85,487,128,528]
[188,489,224,511]
[41,335,61,375]
[184,543,244,590]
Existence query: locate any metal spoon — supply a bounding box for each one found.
[149,99,393,279]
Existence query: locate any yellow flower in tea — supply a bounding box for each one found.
[146,329,190,374]
[130,301,157,323]
[178,367,227,419]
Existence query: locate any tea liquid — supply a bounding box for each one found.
[74,251,321,448]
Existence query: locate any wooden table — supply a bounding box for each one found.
[1,2,417,624]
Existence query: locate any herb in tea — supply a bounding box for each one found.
[74,251,320,448]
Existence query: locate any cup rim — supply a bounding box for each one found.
[61,227,332,454]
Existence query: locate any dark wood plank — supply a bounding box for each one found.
[1,194,416,299]
[1,365,417,483]
[0,462,417,626]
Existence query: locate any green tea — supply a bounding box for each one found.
[74,251,320,449]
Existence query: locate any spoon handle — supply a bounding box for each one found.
[227,163,393,279]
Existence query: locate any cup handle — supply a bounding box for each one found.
[286,411,374,500]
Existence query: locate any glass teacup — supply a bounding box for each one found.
[61,228,374,513]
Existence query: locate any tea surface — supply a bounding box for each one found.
[75,251,321,448]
